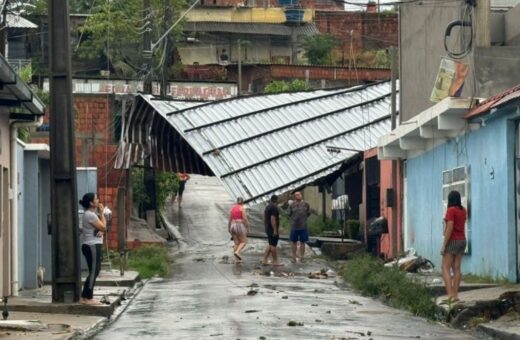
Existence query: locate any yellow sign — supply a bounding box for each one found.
[430,57,468,102]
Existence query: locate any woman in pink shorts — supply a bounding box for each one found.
[228,197,250,262]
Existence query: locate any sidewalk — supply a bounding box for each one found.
[0,270,141,339]
[434,282,520,339]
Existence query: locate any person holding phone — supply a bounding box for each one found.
[79,193,106,305]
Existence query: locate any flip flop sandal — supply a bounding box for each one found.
[234,252,242,261]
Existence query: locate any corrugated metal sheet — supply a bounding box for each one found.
[117,82,395,204]
[6,15,37,29]
[184,21,319,36]
[465,83,520,119]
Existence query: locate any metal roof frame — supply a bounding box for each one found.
[117,81,396,205]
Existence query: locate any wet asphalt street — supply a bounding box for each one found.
[95,175,480,340]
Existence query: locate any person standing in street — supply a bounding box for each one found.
[228,197,250,263]
[288,191,310,263]
[262,195,283,266]
[79,193,106,305]
[440,190,467,302]
[176,172,190,208]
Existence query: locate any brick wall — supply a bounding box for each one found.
[314,11,398,64]
[270,64,391,81]
[226,64,390,93]
[32,94,130,250]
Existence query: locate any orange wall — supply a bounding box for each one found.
[363,148,402,259]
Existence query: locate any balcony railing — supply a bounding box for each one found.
[8,59,31,73]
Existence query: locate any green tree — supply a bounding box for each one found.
[301,34,338,65]
[131,167,179,214]
[16,64,49,142]
[264,79,309,94]
[77,0,187,77]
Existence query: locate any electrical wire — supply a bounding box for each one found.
[444,3,473,59]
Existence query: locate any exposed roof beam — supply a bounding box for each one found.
[399,137,425,150]
[437,114,466,130]
[378,146,407,160]
[419,125,451,139]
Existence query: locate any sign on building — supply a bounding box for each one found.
[430,57,468,102]
[43,79,237,100]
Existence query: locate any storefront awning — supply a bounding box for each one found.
[116,81,397,204]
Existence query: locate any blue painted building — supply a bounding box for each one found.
[379,91,520,282]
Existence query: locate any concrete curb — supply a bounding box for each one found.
[70,281,148,340]
[478,323,520,340]
[6,295,121,317]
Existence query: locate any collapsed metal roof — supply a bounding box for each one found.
[116,82,396,205]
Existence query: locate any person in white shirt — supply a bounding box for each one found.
[79,193,106,305]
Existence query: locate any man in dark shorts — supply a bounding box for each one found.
[176,173,190,208]
[262,195,283,266]
[288,191,310,263]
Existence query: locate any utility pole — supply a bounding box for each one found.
[390,46,398,257]
[160,0,173,97]
[474,0,490,47]
[237,39,242,96]
[48,0,81,303]
[0,0,8,56]
[142,0,157,223]
[143,0,153,94]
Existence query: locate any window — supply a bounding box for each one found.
[442,166,470,253]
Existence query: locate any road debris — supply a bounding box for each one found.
[287,320,304,326]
